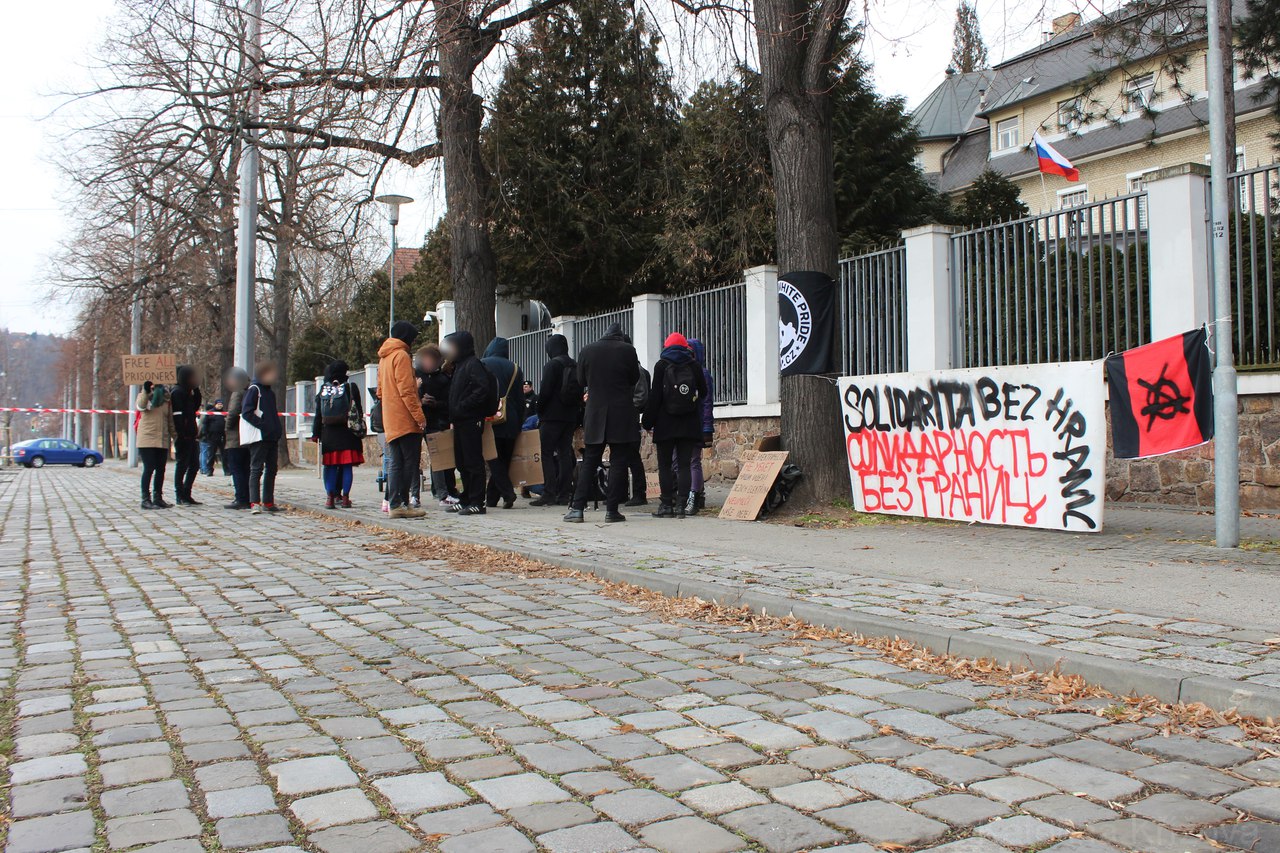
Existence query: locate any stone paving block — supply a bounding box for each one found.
[291,788,379,830]
[784,710,874,744]
[537,821,641,853]
[639,816,746,853]
[1085,817,1217,853]
[625,754,727,791]
[471,772,571,810]
[269,755,359,795]
[898,750,1005,784]
[100,779,190,817]
[653,726,726,750]
[719,803,847,853]
[1125,791,1233,830]
[1040,843,1125,853]
[918,840,1009,853]
[10,777,89,818]
[976,815,1069,847]
[832,763,939,802]
[881,689,975,715]
[514,740,608,774]
[1015,757,1144,801]
[914,793,1011,827]
[507,802,598,834]
[1204,821,1280,852]
[819,800,947,847]
[560,770,634,796]
[15,732,79,759]
[194,760,262,792]
[1048,738,1157,772]
[106,808,202,848]
[1022,793,1120,827]
[372,772,470,813]
[1132,760,1248,798]
[770,779,859,811]
[438,825,535,853]
[594,788,692,825]
[1220,785,1280,821]
[416,803,507,837]
[968,776,1059,804]
[309,820,422,853]
[5,810,96,853]
[1132,735,1254,767]
[686,742,763,769]
[10,753,88,785]
[216,813,298,849]
[679,781,769,815]
[205,785,277,819]
[787,745,858,772]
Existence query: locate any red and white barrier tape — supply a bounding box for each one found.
[0,406,317,417]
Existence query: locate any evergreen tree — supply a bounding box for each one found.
[485,0,678,313]
[951,1,989,73]
[1238,0,1280,134]
[662,73,776,286]
[957,169,1029,226]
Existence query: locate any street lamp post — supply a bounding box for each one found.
[375,194,414,334]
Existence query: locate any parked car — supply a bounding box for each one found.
[12,438,104,468]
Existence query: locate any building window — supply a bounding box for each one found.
[1126,169,1157,228]
[995,117,1020,151]
[1058,187,1089,209]
[1058,98,1083,132]
[1124,74,1156,112]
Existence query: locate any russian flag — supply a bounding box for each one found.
[1032,132,1079,182]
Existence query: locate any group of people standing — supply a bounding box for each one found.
[134,361,284,514]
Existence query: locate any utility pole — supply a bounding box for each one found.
[128,204,143,468]
[1206,0,1239,547]
[89,339,101,453]
[234,0,263,371]
[73,361,82,445]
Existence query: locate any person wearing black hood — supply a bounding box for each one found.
[170,364,204,505]
[481,337,524,509]
[415,343,458,506]
[378,321,428,519]
[564,322,640,523]
[241,361,283,513]
[644,333,708,518]
[311,360,365,508]
[442,330,497,515]
[533,333,579,505]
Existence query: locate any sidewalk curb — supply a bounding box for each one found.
[315,504,1280,719]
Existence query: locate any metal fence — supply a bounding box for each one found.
[507,328,550,389]
[661,283,748,405]
[1228,163,1280,369]
[838,245,907,376]
[573,308,634,357]
[951,192,1150,367]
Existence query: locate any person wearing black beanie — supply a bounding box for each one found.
[391,321,418,346]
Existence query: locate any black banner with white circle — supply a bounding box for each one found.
[778,271,836,376]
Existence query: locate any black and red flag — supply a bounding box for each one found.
[1105,328,1214,459]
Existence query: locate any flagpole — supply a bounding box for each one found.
[1206,0,1239,547]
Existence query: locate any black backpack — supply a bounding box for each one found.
[633,367,651,411]
[558,356,584,409]
[662,360,700,415]
[317,382,352,425]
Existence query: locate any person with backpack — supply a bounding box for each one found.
[240,361,283,514]
[644,333,708,518]
[416,344,459,507]
[686,338,716,514]
[442,330,497,516]
[170,364,204,505]
[481,337,524,510]
[564,322,640,524]
[532,333,580,506]
[311,360,366,509]
[222,368,251,510]
[135,379,172,510]
[378,321,428,519]
[198,399,226,476]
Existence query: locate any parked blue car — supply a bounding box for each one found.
[12,438,104,468]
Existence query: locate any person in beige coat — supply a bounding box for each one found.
[136,380,173,509]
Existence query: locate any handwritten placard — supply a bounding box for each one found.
[121,353,177,386]
[719,451,790,521]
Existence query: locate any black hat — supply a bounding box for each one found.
[390,321,418,345]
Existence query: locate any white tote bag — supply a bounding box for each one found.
[239,384,264,445]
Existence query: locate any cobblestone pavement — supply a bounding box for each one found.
[263,468,1280,693]
[5,468,1280,853]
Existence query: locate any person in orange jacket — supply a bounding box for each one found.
[377,321,427,518]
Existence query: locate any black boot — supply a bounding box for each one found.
[563,507,585,523]
[694,491,706,510]
[625,495,648,507]
[685,493,698,516]
[152,493,171,509]
[604,509,626,523]
[652,503,675,518]
[141,497,155,510]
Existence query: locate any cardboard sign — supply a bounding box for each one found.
[509,429,544,487]
[424,424,499,472]
[838,360,1106,532]
[719,451,790,521]
[121,353,177,385]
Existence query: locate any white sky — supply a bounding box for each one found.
[0,0,1073,336]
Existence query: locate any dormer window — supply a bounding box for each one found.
[996,117,1021,151]
[1124,74,1156,112]
[1057,97,1083,132]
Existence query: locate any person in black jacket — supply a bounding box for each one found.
[442,330,496,515]
[170,364,204,505]
[533,333,580,506]
[241,361,283,514]
[482,337,524,510]
[416,344,458,506]
[198,400,226,476]
[311,360,365,509]
[644,333,708,518]
[564,322,640,523]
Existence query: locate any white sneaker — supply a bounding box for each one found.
[381,500,390,514]
[410,496,421,508]
[250,504,262,515]
[444,495,461,506]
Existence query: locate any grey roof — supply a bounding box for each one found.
[933,80,1273,194]
[912,69,997,139]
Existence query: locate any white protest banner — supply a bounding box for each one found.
[837,360,1106,532]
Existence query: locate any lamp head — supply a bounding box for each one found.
[375,193,414,226]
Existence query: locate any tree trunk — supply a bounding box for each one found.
[436,5,498,348]
[755,0,850,506]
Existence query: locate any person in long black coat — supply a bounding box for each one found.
[481,336,524,509]
[565,322,640,523]
[533,333,580,505]
[443,330,497,515]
